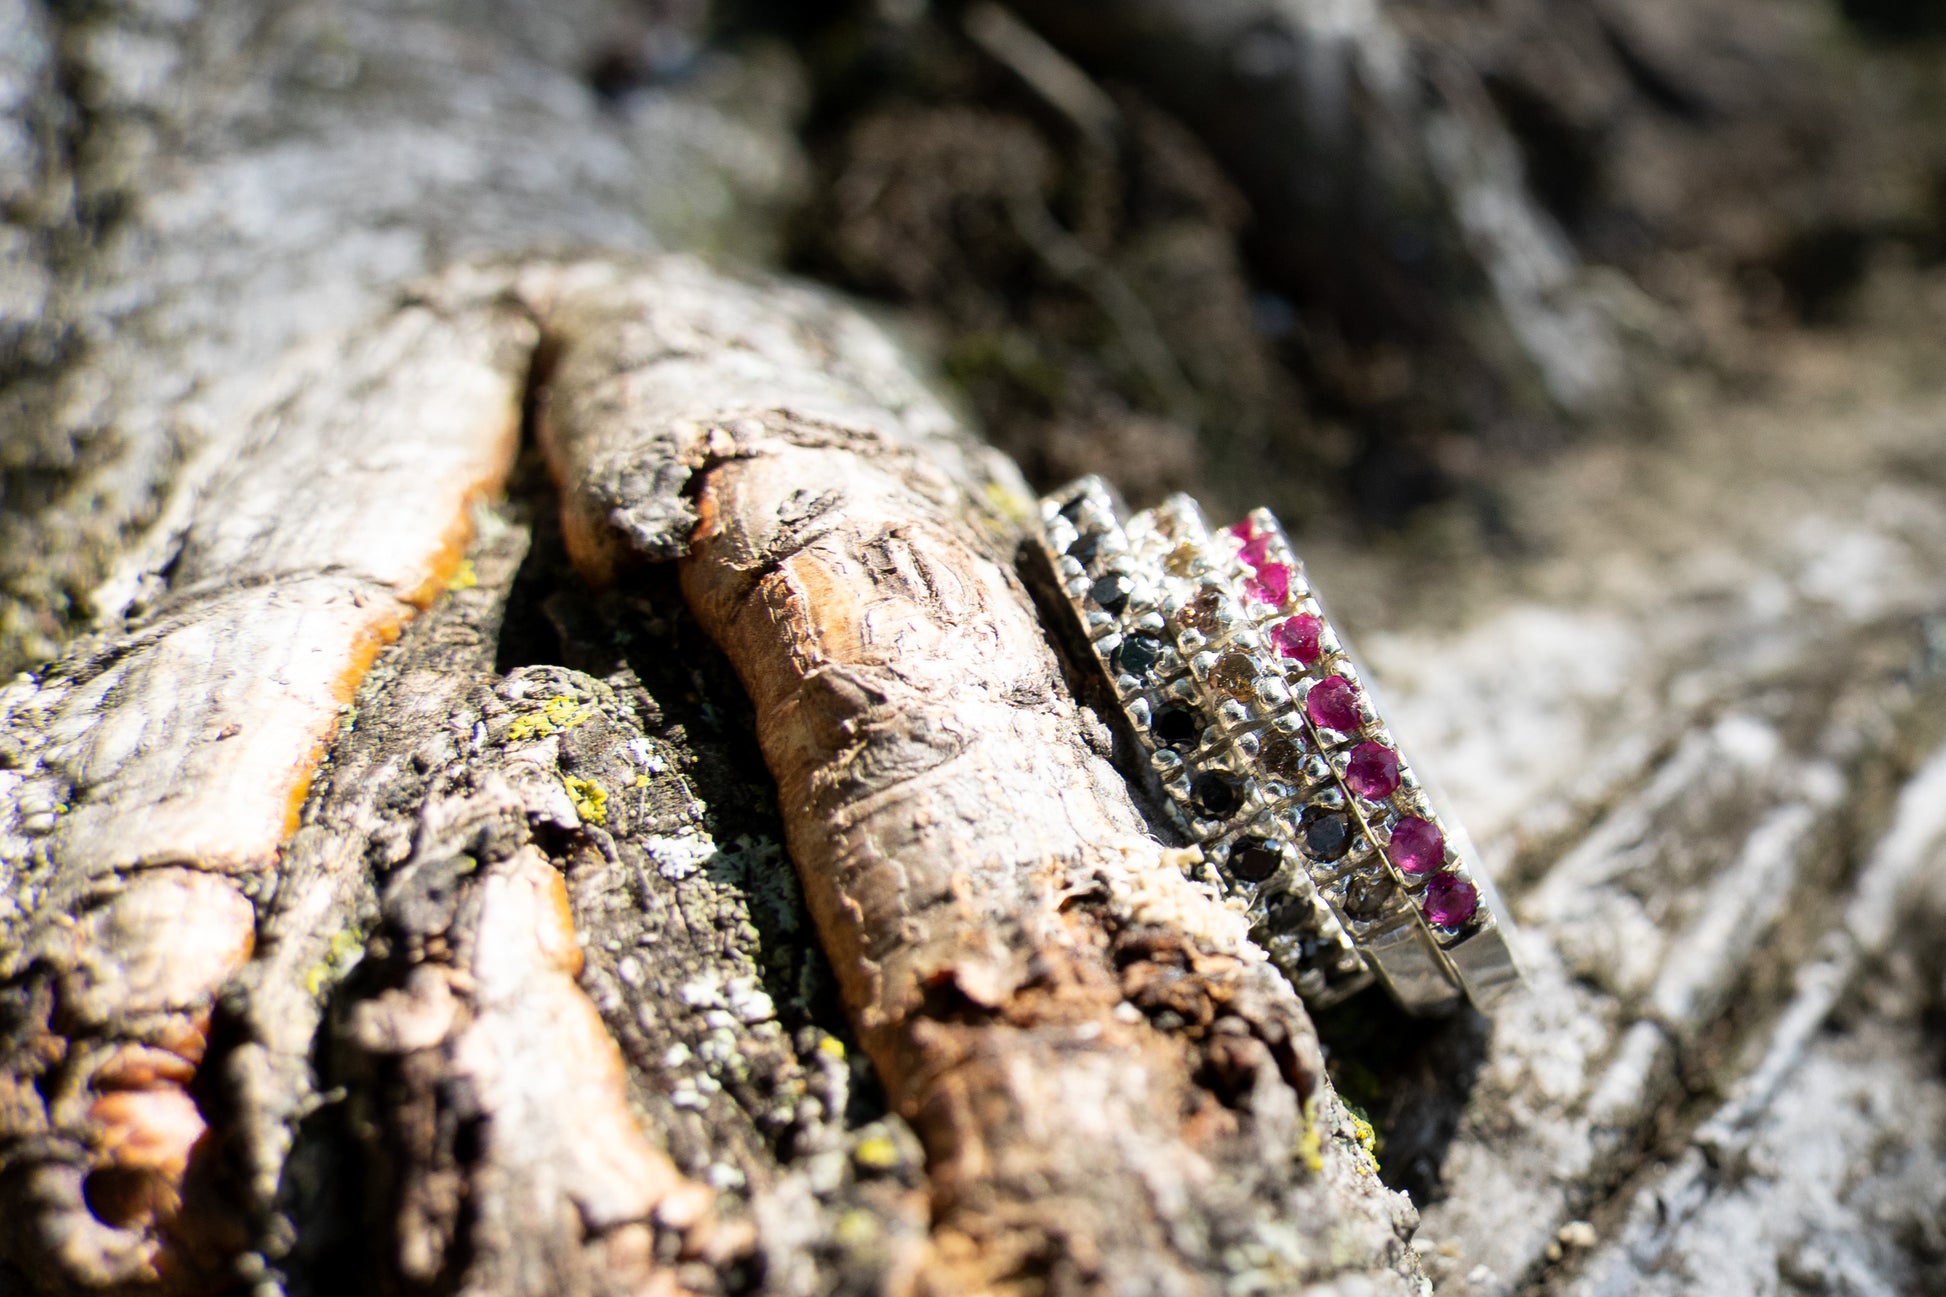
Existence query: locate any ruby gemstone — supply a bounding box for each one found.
[1345,741,1400,799]
[1269,614,1323,665]
[1239,534,1274,569]
[1387,816,1444,875]
[1422,872,1478,927]
[1228,518,1256,543]
[1244,562,1291,606]
[1304,676,1359,733]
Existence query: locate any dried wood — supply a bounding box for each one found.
[538,260,1427,1293]
[0,286,534,1292]
[0,0,801,673]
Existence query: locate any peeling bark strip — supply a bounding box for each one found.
[319,653,933,1297]
[347,775,725,1297]
[0,283,534,1293]
[538,259,1425,1293]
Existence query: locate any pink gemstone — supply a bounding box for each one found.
[1345,741,1400,799]
[1388,816,1444,875]
[1228,518,1255,543]
[1239,534,1274,569]
[1269,614,1323,665]
[1423,872,1478,927]
[1305,675,1360,733]
[1244,562,1290,605]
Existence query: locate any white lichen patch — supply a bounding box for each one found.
[647,831,719,881]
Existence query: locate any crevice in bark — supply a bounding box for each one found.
[1313,992,1493,1206]
[493,334,572,676]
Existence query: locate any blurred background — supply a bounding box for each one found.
[697,0,1946,534]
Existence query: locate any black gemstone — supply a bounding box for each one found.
[1066,531,1101,566]
[1262,894,1312,931]
[1344,872,1390,920]
[1299,807,1353,861]
[1230,836,1281,882]
[1152,705,1200,749]
[1113,634,1163,677]
[1059,496,1087,522]
[1192,771,1243,818]
[1089,573,1132,614]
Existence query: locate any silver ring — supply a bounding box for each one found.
[1037,477,1521,1013]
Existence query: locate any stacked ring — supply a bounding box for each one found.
[1037,477,1521,1013]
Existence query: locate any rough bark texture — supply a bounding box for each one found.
[537,260,1422,1292]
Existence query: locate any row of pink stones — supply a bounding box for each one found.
[1226,517,1478,929]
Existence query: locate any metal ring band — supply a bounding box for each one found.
[1038,477,1521,1013]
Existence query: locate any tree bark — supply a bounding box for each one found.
[5,1,1946,1296]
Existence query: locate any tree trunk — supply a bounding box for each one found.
[4,2,1945,1296]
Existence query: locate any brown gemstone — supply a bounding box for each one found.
[1164,543,1200,577]
[1344,872,1391,920]
[1178,586,1225,632]
[1209,649,1258,700]
[1259,734,1306,783]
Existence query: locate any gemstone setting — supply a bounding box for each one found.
[1345,742,1401,799]
[1388,816,1444,875]
[1037,476,1517,1013]
[1423,873,1479,927]
[1270,614,1323,664]
[1305,676,1360,734]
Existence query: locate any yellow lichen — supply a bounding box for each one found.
[564,775,608,825]
[304,927,366,998]
[507,693,594,742]
[853,1134,901,1171]
[1349,1108,1380,1164]
[983,479,1038,525]
[817,1036,847,1061]
[1296,1096,1326,1173]
[834,1210,880,1247]
[445,559,478,591]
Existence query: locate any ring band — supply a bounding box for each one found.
[1037,477,1521,1013]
